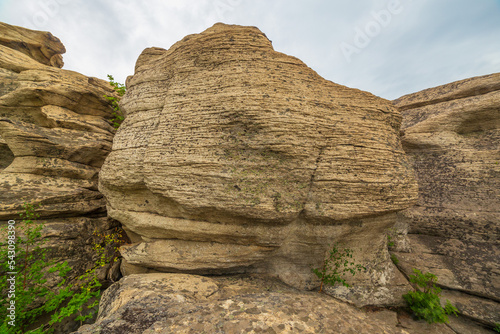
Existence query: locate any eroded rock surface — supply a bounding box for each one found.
[0,22,65,68]
[73,273,462,334]
[99,23,418,305]
[0,22,120,302]
[393,73,500,327]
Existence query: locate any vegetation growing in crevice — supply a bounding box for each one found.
[403,268,458,324]
[387,234,395,248]
[0,203,124,333]
[104,74,126,129]
[312,243,366,293]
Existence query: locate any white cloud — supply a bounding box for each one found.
[0,0,499,99]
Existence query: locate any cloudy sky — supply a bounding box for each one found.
[1,0,499,99]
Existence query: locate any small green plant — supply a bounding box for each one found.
[494,323,500,333]
[387,234,395,248]
[0,203,124,333]
[0,203,72,333]
[104,74,126,129]
[45,228,124,329]
[403,268,458,324]
[312,243,366,293]
[390,253,399,265]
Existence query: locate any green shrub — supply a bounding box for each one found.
[0,203,69,333]
[403,268,458,324]
[312,242,366,293]
[45,229,124,330]
[104,74,126,129]
[0,203,123,333]
[387,234,395,248]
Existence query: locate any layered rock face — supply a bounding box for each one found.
[99,23,418,304]
[0,22,65,68]
[0,22,119,287]
[393,73,500,326]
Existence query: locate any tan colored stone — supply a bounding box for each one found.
[120,259,160,276]
[99,23,418,305]
[441,290,500,326]
[0,22,117,220]
[448,315,496,334]
[0,134,14,170]
[397,312,455,334]
[394,72,500,327]
[73,273,409,334]
[0,22,121,333]
[0,22,65,68]
[394,72,500,112]
[73,273,493,334]
[121,239,274,272]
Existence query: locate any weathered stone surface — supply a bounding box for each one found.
[0,135,14,169]
[74,273,448,334]
[393,72,500,327]
[0,22,116,218]
[447,316,497,334]
[0,21,120,330]
[0,22,65,68]
[99,23,418,304]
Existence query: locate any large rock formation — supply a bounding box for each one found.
[0,22,120,303]
[99,23,418,305]
[74,273,465,334]
[393,73,500,327]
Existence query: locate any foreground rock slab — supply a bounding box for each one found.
[99,23,418,304]
[73,273,464,334]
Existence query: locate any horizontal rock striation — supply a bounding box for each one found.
[0,22,65,68]
[393,72,500,327]
[0,21,120,307]
[99,23,418,305]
